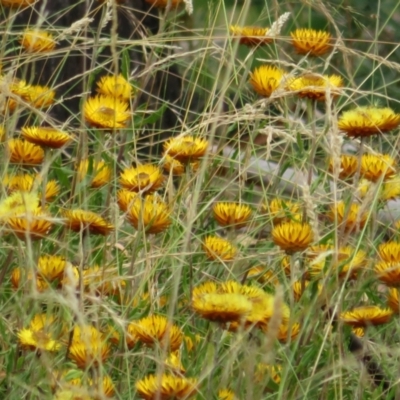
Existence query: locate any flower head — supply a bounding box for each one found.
[328,201,367,232]
[375,261,400,286]
[262,198,300,224]
[290,28,332,56]
[247,266,278,284]
[381,176,400,201]
[378,242,400,263]
[163,154,199,175]
[218,388,235,400]
[287,73,342,101]
[26,85,56,108]
[272,221,313,253]
[20,29,55,53]
[213,202,252,229]
[120,164,164,193]
[117,189,136,212]
[340,305,393,327]
[329,155,358,180]
[126,195,171,234]
[338,107,400,138]
[249,65,285,97]
[254,364,282,384]
[229,25,271,46]
[388,288,400,312]
[37,255,67,282]
[203,235,237,261]
[360,153,396,182]
[21,126,71,149]
[11,267,48,291]
[96,74,132,100]
[83,95,130,129]
[77,159,111,188]
[7,139,44,165]
[0,191,39,219]
[63,209,114,235]
[163,136,208,163]
[136,374,197,400]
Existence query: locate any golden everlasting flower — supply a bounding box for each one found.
[249,65,285,97]
[120,164,164,193]
[7,138,44,165]
[165,351,185,374]
[83,95,130,130]
[276,322,301,343]
[328,201,367,233]
[213,202,252,229]
[378,241,400,262]
[340,305,393,327]
[290,28,332,56]
[63,209,114,235]
[26,85,56,108]
[352,327,365,338]
[381,176,400,201]
[254,364,282,385]
[68,325,110,369]
[0,125,5,141]
[292,280,310,302]
[20,29,55,53]
[247,266,278,284]
[136,374,197,400]
[116,189,136,212]
[128,315,183,351]
[192,293,252,323]
[229,25,271,46]
[387,288,400,312]
[163,154,199,175]
[262,198,300,224]
[360,153,396,182]
[126,195,171,234]
[218,388,235,400]
[0,0,34,7]
[287,73,342,101]
[11,267,48,291]
[163,136,208,163]
[37,254,67,282]
[77,159,111,189]
[21,126,71,149]
[375,261,400,286]
[192,281,218,299]
[338,106,400,138]
[96,74,132,100]
[0,191,38,219]
[272,221,313,254]
[329,155,358,180]
[203,235,237,261]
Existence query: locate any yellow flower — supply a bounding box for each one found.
[0,125,5,141]
[287,73,342,101]
[83,95,130,129]
[375,261,400,286]
[7,138,44,165]
[63,209,114,235]
[387,288,400,312]
[37,254,67,282]
[229,25,271,46]
[254,364,282,384]
[329,155,358,180]
[68,325,110,369]
[340,305,393,327]
[96,74,132,100]
[192,281,218,299]
[144,0,182,8]
[26,85,56,108]
[272,221,313,254]
[292,280,310,301]
[262,198,300,224]
[0,191,39,219]
[165,351,185,374]
[120,164,164,193]
[290,28,331,56]
[126,194,171,234]
[381,176,400,201]
[116,189,136,212]
[213,202,252,229]
[0,0,34,8]
[77,159,111,188]
[163,154,199,175]
[328,201,367,233]
[249,65,285,97]
[218,388,235,400]
[378,241,400,262]
[20,29,55,53]
[352,327,365,338]
[203,235,237,261]
[247,266,278,284]
[192,293,252,323]
[128,315,182,351]
[275,322,301,343]
[82,265,126,297]
[136,374,197,400]
[163,136,208,163]
[360,153,396,182]
[338,106,400,138]
[21,126,71,149]
[11,267,48,291]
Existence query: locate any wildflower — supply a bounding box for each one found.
[68,325,110,368]
[192,281,218,299]
[340,305,393,327]
[378,241,400,262]
[20,29,55,53]
[77,159,111,189]
[7,139,44,165]
[26,85,56,108]
[96,74,132,100]
[287,73,342,101]
[360,153,396,182]
[120,164,164,193]
[213,202,252,229]
[136,374,197,400]
[262,198,300,224]
[117,189,136,212]
[329,155,358,180]
[338,106,400,138]
[247,266,278,284]
[126,195,171,234]
[281,256,292,276]
[218,388,235,400]
[272,221,313,253]
[0,125,5,141]
[292,280,310,301]
[387,288,400,312]
[163,154,199,175]
[352,327,365,337]
[328,201,367,232]
[254,364,282,384]
[163,136,208,163]
[21,126,71,149]
[249,65,285,97]
[83,95,130,129]
[375,261,400,286]
[11,267,48,291]
[275,322,301,342]
[192,293,252,323]
[63,209,114,235]
[165,351,185,374]
[203,235,237,261]
[0,191,39,219]
[0,0,34,8]
[90,375,115,398]
[229,25,271,46]
[37,254,67,282]
[381,176,400,201]
[290,28,332,56]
